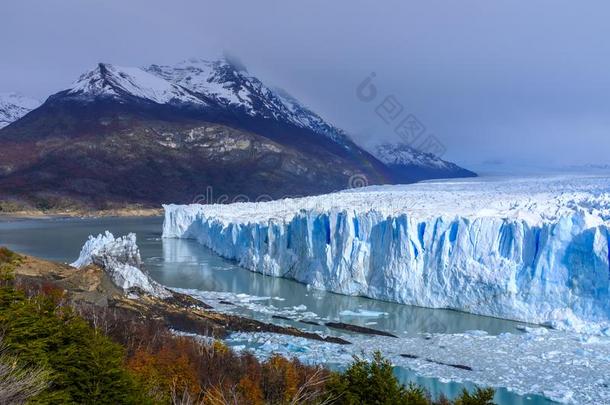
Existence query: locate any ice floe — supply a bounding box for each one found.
[226,327,610,404]
[339,309,389,317]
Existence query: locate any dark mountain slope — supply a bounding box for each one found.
[0,60,473,211]
[0,64,387,209]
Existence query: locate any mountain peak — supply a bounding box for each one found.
[145,58,254,106]
[371,142,476,180]
[39,58,354,147]
[67,63,205,105]
[171,55,247,72]
[0,92,41,128]
[373,142,453,168]
[144,59,353,146]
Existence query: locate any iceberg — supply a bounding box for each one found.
[162,174,610,330]
[339,309,389,317]
[72,231,170,297]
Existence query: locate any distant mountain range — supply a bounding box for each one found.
[0,93,40,129]
[371,143,476,181]
[0,58,475,211]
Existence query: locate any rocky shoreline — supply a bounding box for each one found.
[0,207,163,219]
[12,253,351,345]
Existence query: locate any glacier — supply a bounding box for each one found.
[162,174,610,331]
[71,231,170,297]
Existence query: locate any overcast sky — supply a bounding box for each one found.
[2,0,610,168]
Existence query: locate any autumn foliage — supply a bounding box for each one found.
[72,301,332,404]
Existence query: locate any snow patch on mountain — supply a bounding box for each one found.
[372,142,459,169]
[162,174,610,332]
[272,87,352,145]
[0,92,40,128]
[56,58,353,146]
[146,59,246,106]
[71,231,170,297]
[146,58,352,145]
[68,63,205,106]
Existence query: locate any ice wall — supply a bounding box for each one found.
[162,176,610,331]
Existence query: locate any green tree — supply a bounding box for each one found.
[454,387,495,405]
[0,250,149,404]
[327,351,429,405]
[327,352,496,405]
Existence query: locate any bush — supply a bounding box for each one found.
[454,387,495,405]
[0,249,149,404]
[0,292,150,404]
[327,351,496,405]
[327,351,429,405]
[0,345,48,404]
[0,247,22,277]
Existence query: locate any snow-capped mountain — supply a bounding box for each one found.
[373,142,452,168]
[145,58,352,146]
[371,142,476,181]
[0,92,40,128]
[58,58,353,147]
[65,63,206,106]
[272,87,351,145]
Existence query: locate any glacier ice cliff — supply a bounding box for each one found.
[163,175,610,332]
[72,231,170,297]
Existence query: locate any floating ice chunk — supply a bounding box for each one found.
[339,309,389,317]
[542,389,574,404]
[244,296,272,302]
[464,330,488,336]
[518,326,549,336]
[172,288,319,320]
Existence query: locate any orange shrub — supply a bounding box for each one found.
[127,338,201,402]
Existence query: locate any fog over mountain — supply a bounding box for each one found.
[2,0,610,167]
